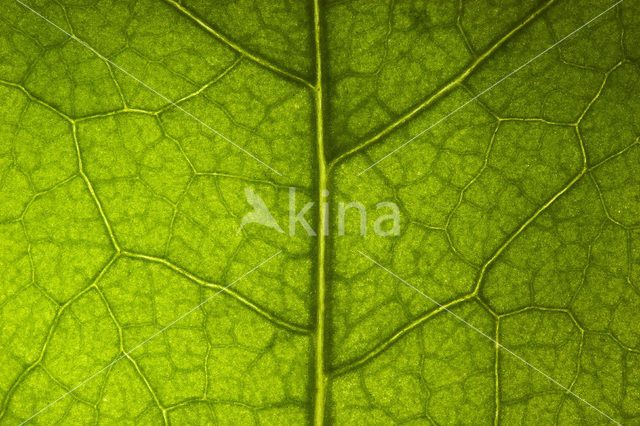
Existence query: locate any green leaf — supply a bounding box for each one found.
[1,0,639,424]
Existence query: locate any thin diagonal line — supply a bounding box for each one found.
[20,251,282,425]
[15,0,282,176]
[358,250,621,425]
[358,0,624,176]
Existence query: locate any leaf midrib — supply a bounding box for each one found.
[312,0,329,424]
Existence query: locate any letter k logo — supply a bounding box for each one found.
[237,187,284,234]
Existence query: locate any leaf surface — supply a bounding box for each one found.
[0,0,639,424]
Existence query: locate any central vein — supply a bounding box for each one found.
[312,0,328,424]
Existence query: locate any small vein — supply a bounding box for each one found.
[329,0,557,168]
[0,254,118,421]
[14,0,281,175]
[472,170,587,296]
[588,136,639,171]
[155,56,244,115]
[72,122,121,251]
[161,0,315,90]
[336,165,602,376]
[0,79,73,123]
[456,0,476,57]
[330,293,475,376]
[576,60,624,125]
[93,284,169,424]
[121,251,310,335]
